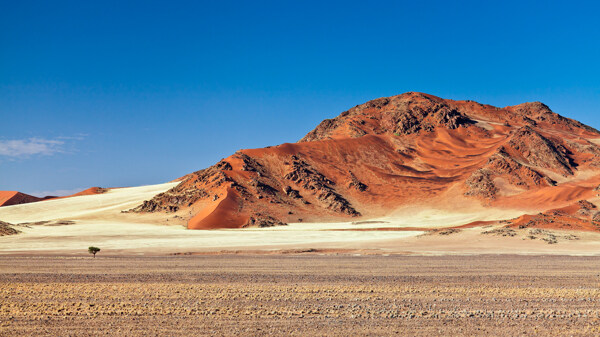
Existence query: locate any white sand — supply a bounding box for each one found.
[0,182,180,223]
[2,182,599,255]
[0,182,422,254]
[0,220,421,254]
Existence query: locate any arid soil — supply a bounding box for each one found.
[2,255,600,336]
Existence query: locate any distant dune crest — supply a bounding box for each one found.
[0,191,42,207]
[0,187,106,207]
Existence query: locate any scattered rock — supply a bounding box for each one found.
[482,228,517,237]
[283,186,302,199]
[0,221,20,236]
[465,169,498,199]
[244,215,287,228]
[348,171,368,192]
[426,228,461,236]
[284,156,360,216]
[507,126,574,176]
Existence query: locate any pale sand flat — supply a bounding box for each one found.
[2,182,600,255]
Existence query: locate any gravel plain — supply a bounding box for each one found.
[2,254,600,336]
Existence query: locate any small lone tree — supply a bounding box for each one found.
[88,246,100,258]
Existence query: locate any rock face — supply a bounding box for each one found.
[0,221,20,236]
[132,92,600,229]
[300,94,475,142]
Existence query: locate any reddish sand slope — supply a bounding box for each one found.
[125,92,600,230]
[0,187,107,208]
[50,187,107,200]
[506,200,600,232]
[0,191,42,207]
[69,187,106,197]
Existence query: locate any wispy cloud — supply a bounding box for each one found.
[28,188,85,198]
[0,136,82,157]
[57,133,89,141]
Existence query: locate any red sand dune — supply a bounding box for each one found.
[188,188,249,229]
[52,187,107,199]
[110,92,600,230]
[69,187,106,197]
[0,191,42,207]
[506,200,600,232]
[0,187,107,208]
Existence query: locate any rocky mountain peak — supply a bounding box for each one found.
[131,93,600,229]
[300,92,475,142]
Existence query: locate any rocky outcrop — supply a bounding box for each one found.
[465,169,498,199]
[464,147,555,199]
[300,93,475,142]
[129,92,600,229]
[244,215,287,228]
[238,153,263,172]
[348,172,368,192]
[507,126,574,176]
[284,156,360,216]
[463,123,582,200]
[508,102,600,133]
[133,152,362,227]
[0,221,20,236]
[129,160,234,213]
[566,139,600,167]
[283,156,334,189]
[131,189,209,213]
[486,150,554,187]
[576,200,597,217]
[283,186,303,200]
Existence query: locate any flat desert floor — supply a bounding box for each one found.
[2,255,600,336]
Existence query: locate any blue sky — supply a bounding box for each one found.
[1,0,599,196]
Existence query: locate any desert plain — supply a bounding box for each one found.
[2,186,600,336]
[2,255,600,336]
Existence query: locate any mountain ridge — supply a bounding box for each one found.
[125,92,600,229]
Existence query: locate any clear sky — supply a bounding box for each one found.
[1,0,599,196]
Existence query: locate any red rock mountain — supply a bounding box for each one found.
[132,92,600,229]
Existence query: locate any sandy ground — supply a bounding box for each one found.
[3,184,600,336]
[4,222,600,255]
[0,182,180,223]
[2,183,600,255]
[0,220,422,254]
[2,255,600,336]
